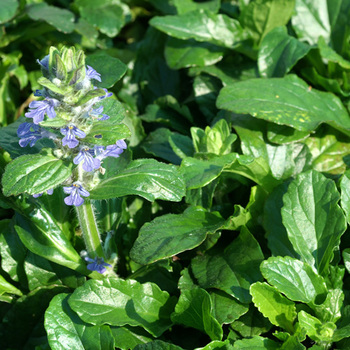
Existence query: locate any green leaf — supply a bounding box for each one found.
[14,208,88,276]
[291,0,333,45]
[298,310,336,343]
[317,36,350,69]
[150,10,248,49]
[2,153,73,196]
[26,3,75,33]
[75,0,129,37]
[264,182,300,258]
[258,26,311,77]
[86,53,127,88]
[111,326,154,350]
[210,290,249,325]
[266,123,310,144]
[281,170,347,275]
[304,126,350,175]
[171,288,223,341]
[343,248,350,274]
[232,336,280,349]
[0,0,18,24]
[174,0,221,14]
[0,274,22,297]
[130,207,226,265]
[340,170,350,224]
[134,340,184,350]
[45,293,115,350]
[250,282,296,333]
[90,159,185,202]
[68,278,175,337]
[165,37,224,69]
[240,0,295,45]
[84,123,131,146]
[313,288,343,323]
[191,226,264,303]
[260,256,327,304]
[195,340,231,350]
[217,75,350,137]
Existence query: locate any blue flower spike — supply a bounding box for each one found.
[85,256,112,274]
[25,98,59,124]
[63,183,90,206]
[61,125,86,148]
[73,147,101,172]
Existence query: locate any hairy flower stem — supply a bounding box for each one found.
[76,201,105,259]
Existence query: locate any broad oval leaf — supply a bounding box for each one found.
[171,288,223,341]
[191,226,264,303]
[130,207,226,265]
[2,153,72,196]
[258,26,311,77]
[281,170,347,275]
[260,256,327,304]
[0,0,18,24]
[68,278,175,337]
[150,10,248,49]
[232,336,280,349]
[89,159,185,202]
[250,282,296,333]
[217,75,350,137]
[45,293,115,350]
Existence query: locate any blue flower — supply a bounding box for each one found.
[33,189,54,198]
[63,183,90,206]
[85,256,111,274]
[25,98,59,124]
[94,87,113,100]
[37,55,49,70]
[17,122,42,147]
[60,125,86,148]
[94,139,127,160]
[89,105,110,121]
[86,65,101,82]
[73,147,101,172]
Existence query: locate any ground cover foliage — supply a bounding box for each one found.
[1,0,350,349]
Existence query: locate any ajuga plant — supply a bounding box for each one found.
[2,46,132,274]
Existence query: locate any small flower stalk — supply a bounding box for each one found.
[18,46,131,274]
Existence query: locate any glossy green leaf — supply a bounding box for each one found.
[134,340,184,350]
[14,208,88,276]
[250,282,296,333]
[317,36,350,69]
[304,126,350,175]
[191,226,264,303]
[240,0,295,44]
[340,170,350,224]
[75,0,129,37]
[174,0,221,14]
[171,288,223,341]
[68,278,175,337]
[26,3,75,33]
[130,206,226,265]
[232,336,280,349]
[231,305,273,338]
[0,274,22,297]
[258,26,311,77]
[291,0,331,45]
[298,310,336,343]
[90,159,185,202]
[165,37,224,69]
[281,170,347,275]
[266,123,310,144]
[343,248,350,273]
[217,75,350,137]
[210,290,249,325]
[260,256,327,304]
[0,0,18,24]
[86,53,127,88]
[150,10,248,49]
[45,293,115,350]
[111,326,154,350]
[84,123,131,146]
[264,182,299,258]
[2,153,73,196]
[313,288,343,323]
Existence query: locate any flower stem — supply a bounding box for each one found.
[75,201,105,259]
